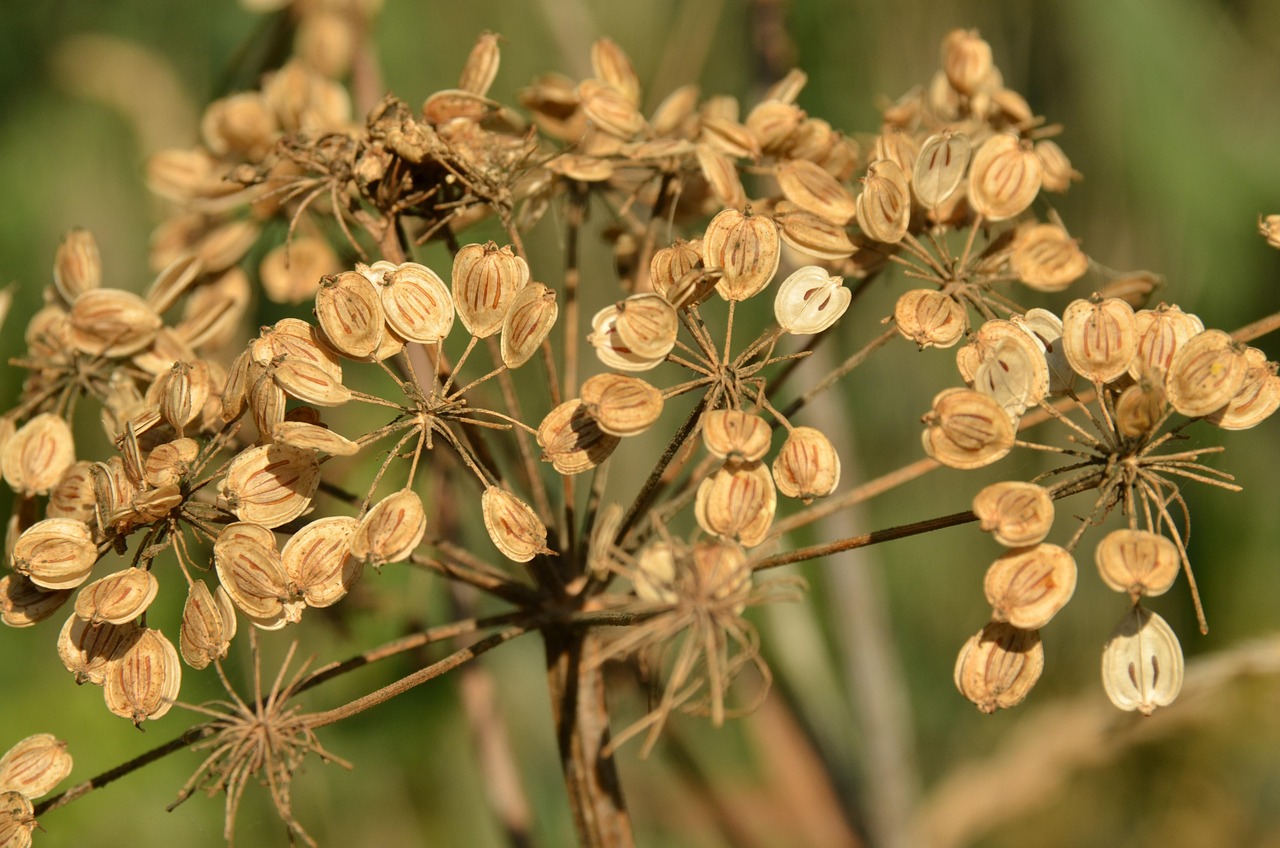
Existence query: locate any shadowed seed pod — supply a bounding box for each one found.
[452,242,529,338]
[983,544,1077,629]
[1101,605,1183,715]
[702,209,781,301]
[967,133,1042,222]
[350,489,427,567]
[68,289,162,357]
[701,409,771,462]
[0,575,71,628]
[773,266,850,335]
[695,144,747,210]
[272,421,360,456]
[482,487,550,563]
[634,542,677,604]
[649,240,703,298]
[0,734,72,800]
[179,580,237,669]
[776,159,856,225]
[894,289,966,349]
[103,626,182,725]
[1129,303,1204,380]
[694,460,776,547]
[579,374,664,437]
[954,621,1043,714]
[259,236,338,304]
[588,302,668,372]
[1010,224,1088,292]
[872,126,919,176]
[1061,297,1138,384]
[774,204,856,260]
[613,294,678,360]
[57,616,140,685]
[913,130,970,208]
[1165,329,1249,418]
[1207,347,1280,430]
[73,568,159,626]
[856,159,911,244]
[691,539,752,613]
[222,444,321,528]
[272,358,352,407]
[53,228,102,304]
[972,481,1054,548]
[143,438,199,488]
[1114,379,1167,438]
[380,262,455,344]
[1034,140,1080,193]
[315,271,385,359]
[921,388,1015,469]
[281,516,363,607]
[252,318,343,380]
[0,791,35,848]
[1014,308,1074,395]
[537,399,620,474]
[501,282,558,368]
[1095,529,1180,599]
[249,370,287,440]
[941,28,993,95]
[12,519,97,591]
[3,414,75,496]
[701,116,761,160]
[156,361,211,435]
[745,100,804,154]
[664,267,722,311]
[214,527,296,627]
[773,426,840,502]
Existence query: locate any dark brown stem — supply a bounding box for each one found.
[753,509,978,570]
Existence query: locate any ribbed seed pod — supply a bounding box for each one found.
[1034,140,1080,193]
[537,400,620,474]
[1114,380,1167,438]
[3,414,75,496]
[745,100,805,154]
[648,83,699,136]
[57,615,140,685]
[145,253,203,315]
[941,28,993,94]
[53,228,102,304]
[252,318,343,380]
[773,426,840,502]
[1011,224,1088,292]
[501,283,557,369]
[1165,329,1249,418]
[143,439,199,488]
[703,209,781,302]
[179,580,237,669]
[580,374,663,437]
[214,529,292,624]
[664,268,722,311]
[894,289,966,349]
[634,542,677,604]
[350,489,427,567]
[773,266,850,335]
[872,126,919,176]
[222,444,320,528]
[74,568,158,626]
[315,271,385,359]
[248,370,287,441]
[11,519,97,591]
[984,544,1077,629]
[452,242,529,338]
[68,289,162,357]
[913,130,970,207]
[967,133,1042,222]
[47,461,98,523]
[856,159,911,244]
[1095,529,1180,599]
[1016,308,1075,395]
[272,358,351,408]
[777,159,856,225]
[1129,304,1203,380]
[481,488,550,563]
[649,240,703,299]
[0,790,35,848]
[103,627,182,725]
[156,361,210,435]
[921,388,1014,469]
[613,294,679,360]
[1101,605,1183,715]
[774,204,856,260]
[588,304,668,372]
[272,421,360,456]
[578,78,646,138]
[694,461,776,548]
[0,734,73,799]
[701,409,771,462]
[1207,347,1280,430]
[701,116,761,160]
[972,482,1054,548]
[458,31,501,96]
[954,622,1043,714]
[281,516,362,607]
[0,575,71,628]
[1061,297,1138,384]
[695,144,747,210]
[380,262,455,344]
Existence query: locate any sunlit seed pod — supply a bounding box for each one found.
[103,626,182,725]
[252,318,343,380]
[350,489,427,567]
[1128,303,1203,381]
[420,87,505,125]
[773,426,840,503]
[249,368,287,439]
[11,519,97,591]
[142,438,199,489]
[131,484,182,525]
[0,734,72,800]
[88,459,128,536]
[954,621,1044,714]
[0,789,35,848]
[281,516,362,608]
[972,482,1054,548]
[647,82,699,136]
[973,337,1050,418]
[941,28,993,95]
[481,487,550,564]
[912,130,971,208]
[380,262,455,344]
[691,539,752,613]
[776,159,857,225]
[57,615,140,685]
[179,580,237,670]
[746,100,805,154]
[24,304,73,361]
[3,414,75,496]
[0,574,70,628]
[1114,379,1167,438]
[314,271,385,359]
[984,544,1077,630]
[700,93,740,123]
[1061,297,1138,384]
[1095,529,1180,599]
[53,228,102,304]
[220,349,254,425]
[701,409,772,462]
[259,236,337,305]
[649,240,703,299]
[871,126,919,176]
[68,288,162,357]
[921,388,1015,470]
[701,116,762,160]
[271,358,352,408]
[1101,605,1183,715]
[635,542,678,604]
[694,144,747,210]
[158,361,210,435]
[703,209,782,302]
[664,268,722,311]
[783,116,834,163]
[271,420,359,456]
[200,89,276,158]
[613,293,679,360]
[694,460,777,548]
[856,159,911,244]
[458,30,501,95]
[1207,348,1280,430]
[1034,140,1080,193]
[144,253,203,317]
[46,461,97,523]
[215,539,294,628]
[74,568,158,627]
[894,289,967,349]
[774,203,855,261]
[587,305,668,372]
[967,133,1042,222]
[1165,329,1250,418]
[586,37,640,108]
[1260,214,1280,249]
[580,374,664,437]
[773,266,850,335]
[451,242,529,339]
[577,77,646,138]
[1010,224,1088,293]
[223,444,320,528]
[537,400,621,475]
[500,283,557,369]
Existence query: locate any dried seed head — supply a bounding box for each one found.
[1034,140,1080,193]
[0,734,72,799]
[954,621,1043,714]
[967,133,1042,222]
[0,575,71,628]
[921,388,1015,469]
[777,159,856,225]
[537,400,620,474]
[380,262,455,344]
[179,580,237,669]
[315,271,385,359]
[772,426,840,502]
[694,461,777,548]
[350,489,427,567]
[501,282,557,369]
[260,237,338,304]
[702,209,782,302]
[1165,329,1249,418]
[649,240,703,299]
[481,487,550,563]
[1061,297,1138,384]
[223,445,321,528]
[1011,224,1088,292]
[913,130,971,208]
[1114,379,1167,438]
[580,374,664,437]
[272,421,360,456]
[773,266,850,335]
[103,626,182,725]
[1207,347,1280,430]
[3,414,75,496]
[53,228,102,304]
[68,289,163,357]
[12,519,97,591]
[774,203,855,260]
[856,159,911,244]
[941,28,994,95]
[895,289,967,349]
[1129,303,1204,381]
[701,409,772,462]
[451,242,529,338]
[1101,605,1183,715]
[281,516,362,607]
[57,615,140,685]
[74,568,159,627]
[984,544,1077,630]
[972,481,1054,548]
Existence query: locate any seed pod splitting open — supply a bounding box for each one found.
[773,266,850,335]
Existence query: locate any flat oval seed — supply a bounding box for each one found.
[776,159,856,225]
[1011,224,1088,292]
[1095,529,1180,598]
[856,159,911,244]
[0,734,73,799]
[773,426,840,503]
[1101,605,1183,715]
[972,482,1054,548]
[694,460,777,548]
[1061,297,1138,385]
[921,388,1014,469]
[501,283,558,369]
[1165,329,1249,418]
[452,242,529,338]
[350,489,427,567]
[180,580,237,669]
[967,133,1042,221]
[984,544,1077,629]
[3,414,75,496]
[703,209,781,302]
[74,568,159,626]
[580,374,663,437]
[701,409,772,462]
[223,444,321,528]
[380,262,455,344]
[103,626,182,725]
[282,516,362,607]
[894,289,967,349]
[537,400,620,474]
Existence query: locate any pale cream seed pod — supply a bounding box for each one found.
[272,358,352,408]
[695,144,747,210]
[856,159,911,244]
[872,126,919,177]
[315,271,385,359]
[272,421,360,456]
[1010,223,1088,292]
[103,626,182,725]
[774,204,856,261]
[143,438,199,488]
[984,544,1077,630]
[380,262,455,344]
[649,240,703,299]
[501,282,558,369]
[179,580,237,670]
[972,481,1054,548]
[634,542,678,604]
[350,489,427,567]
[774,266,850,335]
[1207,348,1280,430]
[703,209,781,302]
[588,304,668,372]
[745,100,805,154]
[1061,297,1138,385]
[921,388,1015,470]
[954,621,1043,714]
[1129,303,1204,381]
[69,289,163,358]
[451,242,529,338]
[53,228,102,305]
[3,414,75,496]
[57,615,140,685]
[0,575,71,628]
[577,78,646,139]
[776,159,857,225]
[941,28,994,95]
[648,83,699,137]
[1101,605,1183,715]
[281,516,363,608]
[1095,529,1180,600]
[0,734,73,800]
[458,31,501,96]
[157,361,211,435]
[0,790,35,847]
[694,460,776,548]
[579,374,664,437]
[12,519,97,591]
[1015,308,1075,395]
[482,487,551,563]
[967,133,1042,222]
[1034,140,1081,193]
[773,426,840,503]
[894,289,967,350]
[700,116,762,160]
[912,130,971,208]
[971,335,1050,418]
[252,317,343,380]
[1165,329,1249,418]
[74,568,159,627]
[701,409,771,462]
[537,400,620,475]
[222,444,321,528]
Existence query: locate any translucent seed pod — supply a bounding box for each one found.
[53,228,102,304]
[773,426,841,502]
[967,133,1042,222]
[379,262,455,345]
[222,444,320,528]
[1207,348,1280,430]
[482,487,551,563]
[588,304,668,372]
[1016,308,1075,395]
[1095,529,1180,599]
[954,621,1043,714]
[649,240,703,299]
[984,544,1077,630]
[921,388,1015,470]
[702,209,781,302]
[773,266,850,335]
[1114,379,1167,439]
[941,28,994,95]
[57,615,140,685]
[1061,297,1138,385]
[972,481,1054,548]
[972,336,1050,418]
[913,130,970,208]
[856,159,911,244]
[1165,329,1249,418]
[1101,605,1183,715]
[1129,303,1204,381]
[774,204,856,261]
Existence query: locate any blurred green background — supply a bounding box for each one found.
[3,1,1280,846]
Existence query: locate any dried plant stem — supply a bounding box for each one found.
[769,456,941,539]
[616,393,708,546]
[780,324,900,419]
[1231,307,1280,343]
[753,509,978,571]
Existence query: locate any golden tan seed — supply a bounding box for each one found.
[1011,224,1088,292]
[1034,140,1081,193]
[74,568,158,627]
[380,262,455,344]
[3,414,75,496]
[921,388,1015,470]
[913,130,971,208]
[142,439,199,489]
[537,400,620,474]
[984,544,1076,630]
[894,289,967,350]
[1061,297,1138,384]
[773,426,840,502]
[214,530,290,623]
[0,734,72,800]
[46,461,98,523]
[282,516,362,607]
[695,143,747,210]
[68,289,162,357]
[777,159,856,225]
[11,519,97,591]
[649,240,703,299]
[144,253,202,316]
[577,77,646,138]
[856,159,911,244]
[694,461,776,548]
[179,580,237,670]
[1114,380,1167,438]
[613,293,679,360]
[452,242,529,338]
[0,575,71,628]
[481,487,550,563]
[315,271,385,359]
[103,626,182,725]
[252,317,343,380]
[941,28,993,95]
[649,83,699,136]
[701,409,772,462]
[580,374,664,437]
[223,444,321,528]
[591,37,641,106]
[972,482,1054,548]
[458,31,501,96]
[1095,529,1180,599]
[954,621,1043,714]
[350,489,427,567]
[1165,329,1249,418]
[703,209,781,302]
[746,100,805,154]
[774,203,855,261]
[501,283,558,369]
[1207,347,1280,430]
[272,420,360,456]
[1129,303,1204,380]
[272,358,352,408]
[701,116,761,160]
[57,615,140,686]
[972,335,1050,418]
[158,361,211,435]
[773,266,850,335]
[967,133,1042,222]
[53,228,101,304]
[1101,605,1183,715]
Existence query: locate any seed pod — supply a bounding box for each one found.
[649,240,703,299]
[3,414,75,496]
[954,621,1043,714]
[12,519,97,591]
[856,159,911,244]
[69,289,162,357]
[0,575,70,628]
[260,236,337,304]
[46,461,97,523]
[691,539,752,612]
[1034,140,1080,193]
[921,388,1014,470]
[74,568,159,626]
[1015,308,1075,395]
[967,133,1042,222]
[215,531,292,623]
[272,358,352,408]
[578,78,645,138]
[703,209,781,302]
[1128,303,1203,380]
[272,421,360,456]
[452,242,529,338]
[53,228,102,304]
[537,400,620,474]
[142,439,199,489]
[774,204,855,260]
[871,126,919,175]
[144,253,203,316]
[701,116,761,160]
[350,489,427,567]
[57,615,140,685]
[787,117,837,164]
[1101,605,1183,715]
[249,369,287,440]
[580,374,663,437]
[973,336,1050,418]
[252,318,343,381]
[972,482,1054,548]
[773,426,840,502]
[894,289,967,349]
[1011,224,1088,292]
[380,262,455,344]
[103,626,182,725]
[776,159,856,225]
[984,544,1076,630]
[701,409,771,462]
[1165,329,1249,418]
[1207,347,1280,430]
[941,28,993,95]
[664,268,722,311]
[459,31,501,95]
[315,271,385,359]
[1261,214,1280,249]
[157,361,211,435]
[481,488,550,563]
[913,130,971,208]
[746,100,805,154]
[499,282,557,369]
[1095,529,1180,599]
[1114,379,1167,438]
[588,303,668,372]
[0,789,35,848]
[179,580,237,669]
[635,542,678,604]
[773,266,850,335]
[1061,297,1138,385]
[614,293,679,360]
[0,734,72,799]
[694,461,777,548]
[223,444,320,528]
[421,88,503,125]
[648,83,699,136]
[695,144,747,210]
[282,516,362,607]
